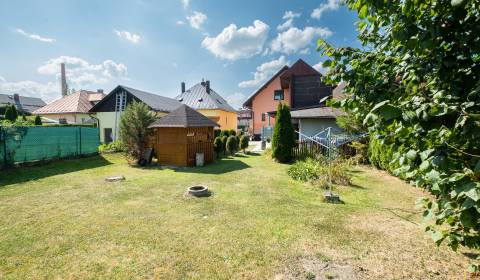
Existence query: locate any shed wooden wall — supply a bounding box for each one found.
[151,126,214,167]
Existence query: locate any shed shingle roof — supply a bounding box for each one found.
[149,104,218,128]
[0,93,46,113]
[175,82,236,112]
[33,90,105,114]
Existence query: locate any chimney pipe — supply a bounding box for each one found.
[97,89,104,93]
[206,80,210,94]
[13,93,20,103]
[60,63,68,97]
[181,82,185,93]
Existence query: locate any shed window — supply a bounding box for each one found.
[274,90,284,100]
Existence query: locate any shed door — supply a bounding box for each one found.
[155,128,187,166]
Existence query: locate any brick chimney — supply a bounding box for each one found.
[181,82,185,93]
[60,63,68,97]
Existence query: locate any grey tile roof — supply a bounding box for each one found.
[0,93,46,113]
[149,104,218,128]
[175,82,236,112]
[290,106,344,119]
[121,85,181,112]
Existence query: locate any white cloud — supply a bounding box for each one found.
[311,0,341,19]
[201,20,270,60]
[0,78,59,102]
[38,56,127,86]
[277,11,301,31]
[177,20,185,25]
[270,26,332,54]
[313,62,329,74]
[0,56,128,103]
[186,11,207,29]
[238,56,288,88]
[114,30,141,44]
[225,92,247,109]
[15,28,55,43]
[181,0,189,9]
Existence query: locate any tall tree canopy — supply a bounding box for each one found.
[319,0,480,265]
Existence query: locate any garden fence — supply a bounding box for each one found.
[0,126,99,168]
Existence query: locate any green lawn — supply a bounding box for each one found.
[0,153,472,279]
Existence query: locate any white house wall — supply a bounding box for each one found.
[96,111,122,143]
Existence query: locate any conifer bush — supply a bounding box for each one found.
[271,103,294,163]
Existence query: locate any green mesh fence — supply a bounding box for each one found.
[0,126,99,167]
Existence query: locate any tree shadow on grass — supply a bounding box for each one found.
[175,158,250,174]
[0,155,112,188]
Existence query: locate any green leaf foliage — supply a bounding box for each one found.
[318,0,480,255]
[226,135,237,155]
[214,136,224,157]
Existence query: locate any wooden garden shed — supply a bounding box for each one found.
[148,105,218,167]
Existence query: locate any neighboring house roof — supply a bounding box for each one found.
[242,65,289,107]
[149,104,218,128]
[280,59,320,80]
[89,85,181,113]
[0,93,46,113]
[242,59,330,108]
[290,107,344,119]
[33,90,105,115]
[176,82,236,112]
[332,81,346,100]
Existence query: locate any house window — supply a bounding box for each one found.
[274,90,284,100]
[261,113,266,121]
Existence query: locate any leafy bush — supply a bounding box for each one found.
[271,103,294,162]
[319,0,480,259]
[214,129,221,138]
[234,135,240,151]
[229,129,236,137]
[220,130,230,137]
[240,135,249,153]
[287,158,323,182]
[221,136,228,155]
[214,136,223,157]
[119,101,155,161]
[288,157,351,188]
[99,141,125,153]
[226,135,237,155]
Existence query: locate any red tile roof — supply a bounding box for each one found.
[33,90,105,114]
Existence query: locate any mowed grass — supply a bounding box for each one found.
[0,153,472,279]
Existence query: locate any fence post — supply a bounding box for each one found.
[1,127,6,167]
[79,126,82,156]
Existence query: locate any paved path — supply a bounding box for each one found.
[250,141,271,153]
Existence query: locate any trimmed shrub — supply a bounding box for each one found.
[214,136,223,158]
[214,129,221,138]
[271,103,294,162]
[4,105,18,122]
[234,135,240,151]
[226,135,237,155]
[240,135,249,153]
[229,129,236,137]
[34,115,42,125]
[221,136,228,155]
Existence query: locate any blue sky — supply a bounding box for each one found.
[0,0,359,108]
